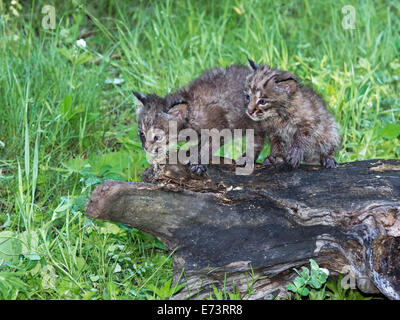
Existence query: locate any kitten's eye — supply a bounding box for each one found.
[139,131,145,138]
[154,135,161,142]
[244,94,250,102]
[258,99,267,106]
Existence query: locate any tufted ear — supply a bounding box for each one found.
[167,102,188,122]
[133,92,148,107]
[274,72,298,94]
[248,59,259,71]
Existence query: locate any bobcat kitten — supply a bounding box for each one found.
[134,65,267,174]
[245,60,340,168]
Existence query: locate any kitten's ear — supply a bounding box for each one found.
[167,102,188,122]
[133,92,147,107]
[274,72,298,94]
[248,59,259,71]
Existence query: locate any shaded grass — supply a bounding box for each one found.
[0,0,399,299]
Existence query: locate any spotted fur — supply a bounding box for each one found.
[134,65,268,168]
[245,60,340,168]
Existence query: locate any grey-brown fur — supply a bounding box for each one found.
[134,65,267,173]
[245,60,340,168]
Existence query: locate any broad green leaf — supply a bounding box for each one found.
[293,276,305,288]
[29,261,42,276]
[117,137,142,149]
[58,47,73,61]
[76,256,86,272]
[309,259,319,271]
[19,230,40,260]
[286,283,297,293]
[62,157,89,173]
[310,277,324,289]
[300,266,310,279]
[0,231,22,264]
[379,123,400,139]
[309,287,326,300]
[59,95,72,119]
[82,290,97,300]
[298,286,310,296]
[90,275,99,282]
[100,222,123,235]
[74,51,94,66]
[52,197,73,221]
[214,136,246,161]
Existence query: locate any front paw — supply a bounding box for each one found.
[189,163,208,176]
[321,157,338,169]
[235,155,251,167]
[263,155,277,166]
[286,146,304,168]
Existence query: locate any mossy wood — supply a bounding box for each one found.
[85,160,400,299]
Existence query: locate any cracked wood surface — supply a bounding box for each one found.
[85,159,400,299]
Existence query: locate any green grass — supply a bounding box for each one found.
[0,0,399,299]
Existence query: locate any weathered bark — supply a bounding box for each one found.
[85,159,400,299]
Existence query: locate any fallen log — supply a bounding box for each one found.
[85,159,400,299]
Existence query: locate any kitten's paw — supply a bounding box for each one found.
[286,147,304,168]
[321,157,338,169]
[263,155,277,166]
[189,164,208,176]
[235,155,252,167]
